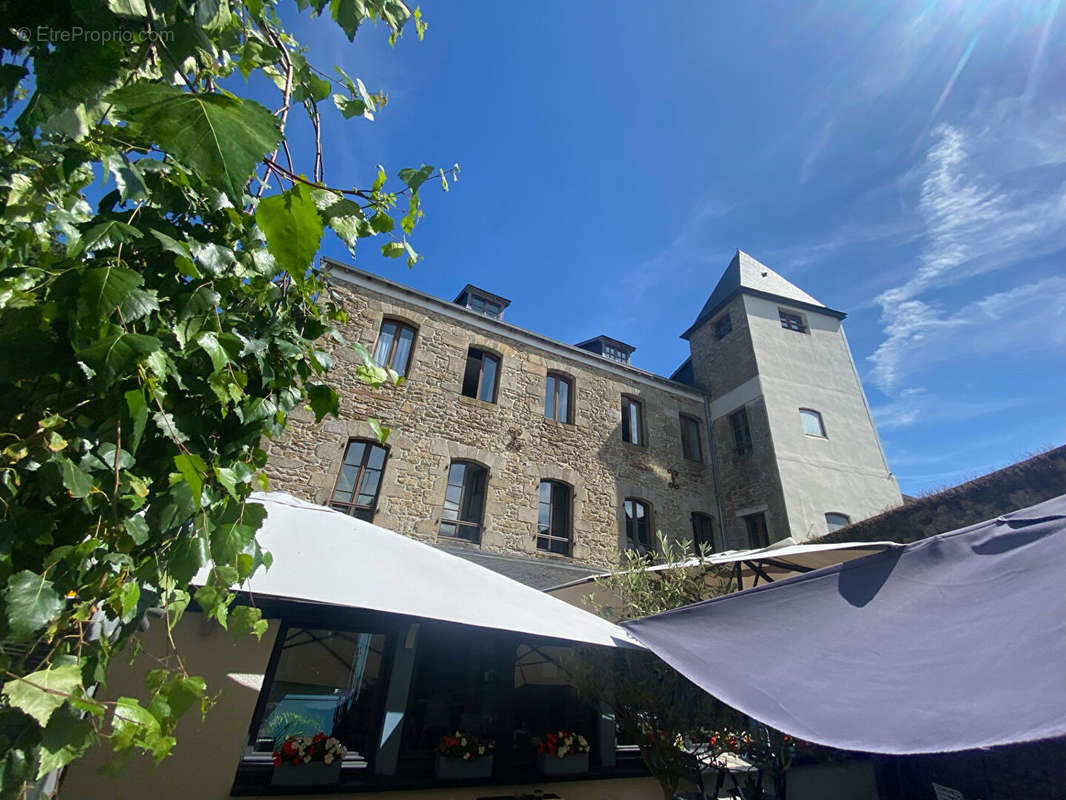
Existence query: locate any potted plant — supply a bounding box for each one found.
[535,730,590,776]
[435,731,495,780]
[271,732,347,786]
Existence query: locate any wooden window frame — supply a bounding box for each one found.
[372,318,417,376]
[621,395,644,446]
[744,512,769,549]
[680,414,703,462]
[329,439,388,521]
[691,512,715,554]
[624,498,652,552]
[729,408,752,455]
[537,480,572,556]
[778,309,808,333]
[800,408,827,437]
[439,460,488,543]
[544,372,573,424]
[461,346,501,404]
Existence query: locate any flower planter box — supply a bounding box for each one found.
[271,760,342,786]
[536,752,589,776]
[435,754,494,780]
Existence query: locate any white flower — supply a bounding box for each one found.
[303,755,311,763]
[324,754,333,765]
[460,737,466,746]
[478,745,485,755]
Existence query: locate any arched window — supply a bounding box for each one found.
[537,481,571,555]
[329,439,388,522]
[691,512,715,553]
[544,372,573,423]
[825,512,851,533]
[373,319,417,376]
[440,461,488,543]
[624,498,651,551]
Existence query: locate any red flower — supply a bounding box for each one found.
[272,755,281,767]
[291,758,299,766]
[313,732,325,743]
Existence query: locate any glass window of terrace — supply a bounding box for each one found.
[461,347,500,403]
[249,626,391,765]
[537,480,571,555]
[439,461,487,543]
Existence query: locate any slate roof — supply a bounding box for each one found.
[681,250,845,339]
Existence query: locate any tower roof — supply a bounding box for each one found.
[681,250,845,339]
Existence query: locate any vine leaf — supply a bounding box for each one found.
[108,83,282,203]
[38,710,96,778]
[256,183,324,273]
[1,664,83,726]
[2,571,65,642]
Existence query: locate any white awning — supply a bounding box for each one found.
[193,493,640,649]
[545,538,902,618]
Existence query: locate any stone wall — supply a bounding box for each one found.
[265,268,714,571]
[816,445,1066,545]
[687,294,755,396]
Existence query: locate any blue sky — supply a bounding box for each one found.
[265,0,1065,496]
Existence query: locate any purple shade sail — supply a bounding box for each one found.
[622,495,1066,754]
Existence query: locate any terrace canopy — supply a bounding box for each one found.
[622,495,1066,754]
[545,538,901,619]
[193,492,640,649]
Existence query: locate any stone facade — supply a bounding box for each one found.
[265,263,714,572]
[266,251,902,578]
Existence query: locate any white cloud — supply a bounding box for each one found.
[868,120,1066,394]
[872,387,1026,432]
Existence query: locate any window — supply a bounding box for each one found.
[714,314,732,339]
[825,512,851,532]
[625,499,651,551]
[800,408,826,437]
[249,625,390,763]
[603,343,628,363]
[691,512,715,553]
[680,414,702,462]
[544,373,572,423]
[461,347,499,403]
[439,461,487,542]
[744,513,769,549]
[372,319,416,376]
[330,439,387,521]
[537,481,571,555]
[621,396,643,445]
[779,309,807,333]
[729,408,752,454]
[469,296,501,318]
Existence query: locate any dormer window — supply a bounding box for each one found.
[453,284,510,320]
[575,335,635,365]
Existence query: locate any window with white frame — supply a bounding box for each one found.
[800,408,826,437]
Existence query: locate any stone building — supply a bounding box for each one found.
[265,250,901,585]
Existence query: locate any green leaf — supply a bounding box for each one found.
[173,453,207,510]
[104,152,149,202]
[196,332,231,372]
[119,581,140,623]
[77,326,161,380]
[370,211,394,233]
[161,675,206,720]
[69,220,143,258]
[372,165,387,192]
[305,383,339,422]
[2,664,83,726]
[367,417,390,444]
[77,266,142,327]
[108,83,282,203]
[125,515,150,545]
[229,605,268,640]
[124,388,148,453]
[38,709,95,778]
[3,571,66,641]
[214,467,239,499]
[398,164,434,192]
[107,0,148,18]
[381,241,405,258]
[256,183,324,273]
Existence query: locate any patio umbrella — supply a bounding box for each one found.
[192,492,640,649]
[544,538,900,620]
[621,494,1066,753]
